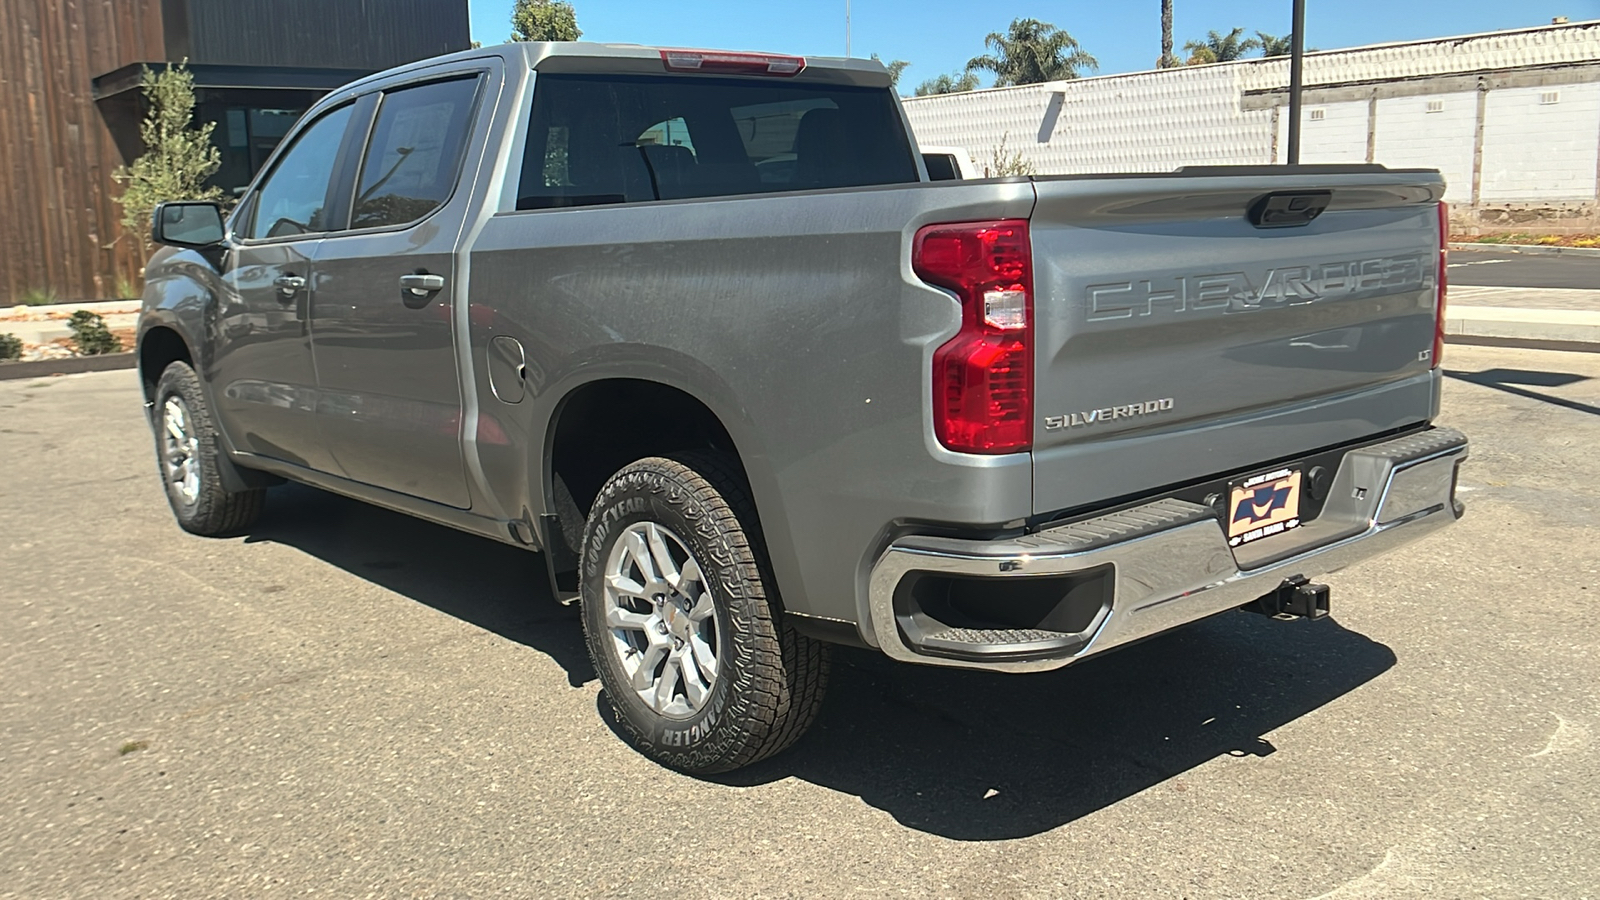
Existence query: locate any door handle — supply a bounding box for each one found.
[274,274,306,299]
[399,273,445,296]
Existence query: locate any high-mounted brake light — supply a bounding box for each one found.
[659,49,805,77]
[1434,201,1448,369]
[913,220,1033,454]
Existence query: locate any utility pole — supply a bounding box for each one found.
[846,0,852,58]
[1286,0,1306,164]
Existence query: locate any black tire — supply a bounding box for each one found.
[152,361,265,536]
[579,452,829,774]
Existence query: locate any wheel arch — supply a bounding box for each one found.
[137,322,195,405]
[545,376,750,522]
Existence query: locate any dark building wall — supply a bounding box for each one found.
[1,0,166,301]
[0,0,469,303]
[172,0,470,71]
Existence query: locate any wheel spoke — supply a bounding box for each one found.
[605,606,652,632]
[624,530,656,583]
[689,633,718,680]
[605,572,648,601]
[652,652,682,710]
[674,557,702,595]
[678,651,709,709]
[631,641,668,690]
[687,588,715,623]
[164,411,185,442]
[646,523,681,587]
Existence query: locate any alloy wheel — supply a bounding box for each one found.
[602,521,722,719]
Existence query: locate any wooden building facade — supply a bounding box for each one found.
[0,0,470,302]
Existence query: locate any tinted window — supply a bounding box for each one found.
[352,77,481,229]
[923,153,960,181]
[243,104,353,240]
[517,74,918,209]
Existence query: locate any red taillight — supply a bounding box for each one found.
[659,49,805,77]
[913,220,1033,454]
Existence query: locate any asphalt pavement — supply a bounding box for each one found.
[1448,246,1599,289]
[3,351,1598,898]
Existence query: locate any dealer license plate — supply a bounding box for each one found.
[1227,467,1304,547]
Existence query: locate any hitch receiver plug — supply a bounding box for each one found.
[1244,575,1331,620]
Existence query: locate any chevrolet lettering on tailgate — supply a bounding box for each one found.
[1084,254,1432,321]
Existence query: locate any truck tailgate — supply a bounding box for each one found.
[1028,170,1445,515]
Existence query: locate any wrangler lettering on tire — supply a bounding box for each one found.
[579,452,829,774]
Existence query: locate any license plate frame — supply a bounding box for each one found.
[1226,467,1304,547]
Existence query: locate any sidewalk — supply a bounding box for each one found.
[0,301,140,361]
[1445,287,1600,348]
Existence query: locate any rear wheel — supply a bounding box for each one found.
[579,453,829,774]
[153,361,265,536]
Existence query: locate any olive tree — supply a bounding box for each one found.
[510,0,582,42]
[111,61,222,252]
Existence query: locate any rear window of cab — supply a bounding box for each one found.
[516,73,919,210]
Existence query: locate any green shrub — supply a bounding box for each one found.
[68,311,123,355]
[114,273,142,300]
[983,133,1036,178]
[17,286,59,306]
[0,333,22,362]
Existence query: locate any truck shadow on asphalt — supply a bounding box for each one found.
[705,614,1396,841]
[1444,368,1599,417]
[243,483,597,687]
[245,483,1395,842]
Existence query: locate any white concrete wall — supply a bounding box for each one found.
[1479,83,1600,201]
[902,21,1600,215]
[1374,92,1479,204]
[1280,101,1370,164]
[905,65,1274,176]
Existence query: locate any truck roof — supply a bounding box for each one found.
[335,41,895,94]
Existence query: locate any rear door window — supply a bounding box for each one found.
[351,76,481,230]
[517,74,917,209]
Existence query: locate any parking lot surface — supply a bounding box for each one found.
[2,345,1597,899]
[1448,246,1600,290]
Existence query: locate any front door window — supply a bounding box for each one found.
[239,103,354,240]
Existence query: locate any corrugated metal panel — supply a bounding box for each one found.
[904,21,1600,178]
[0,0,166,301]
[185,0,470,71]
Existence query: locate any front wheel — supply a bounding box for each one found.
[152,361,265,536]
[579,453,829,774]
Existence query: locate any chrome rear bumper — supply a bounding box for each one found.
[866,427,1468,673]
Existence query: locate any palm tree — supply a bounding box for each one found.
[1159,1,1179,68]
[966,19,1099,86]
[914,71,981,96]
[1183,28,1262,64]
[1256,31,1294,57]
[870,54,911,89]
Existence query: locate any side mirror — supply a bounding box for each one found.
[151,202,225,248]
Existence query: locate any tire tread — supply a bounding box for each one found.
[154,362,265,537]
[581,451,829,773]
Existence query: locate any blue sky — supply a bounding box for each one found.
[468,1,1599,91]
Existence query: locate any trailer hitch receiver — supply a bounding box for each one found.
[1244,575,1330,620]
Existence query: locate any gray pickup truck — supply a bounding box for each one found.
[137,42,1467,774]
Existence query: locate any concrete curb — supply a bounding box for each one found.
[1449,242,1600,258]
[1446,306,1600,352]
[1446,334,1600,353]
[0,352,137,381]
